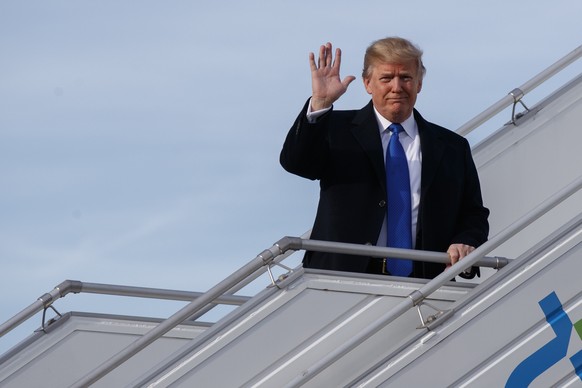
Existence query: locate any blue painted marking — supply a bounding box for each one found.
[506,292,574,387]
[571,350,582,380]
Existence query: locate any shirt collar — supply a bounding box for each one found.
[372,107,418,139]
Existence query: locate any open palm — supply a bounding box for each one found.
[309,42,356,110]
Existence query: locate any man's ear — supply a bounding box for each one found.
[363,77,372,94]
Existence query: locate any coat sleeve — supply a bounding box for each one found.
[280,99,332,181]
[450,139,490,248]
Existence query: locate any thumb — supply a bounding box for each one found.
[342,75,356,88]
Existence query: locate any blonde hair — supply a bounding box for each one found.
[362,37,426,79]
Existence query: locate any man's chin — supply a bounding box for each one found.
[387,108,412,123]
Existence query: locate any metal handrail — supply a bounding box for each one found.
[80,282,250,304]
[289,238,510,269]
[456,44,582,136]
[0,281,251,340]
[77,174,581,387]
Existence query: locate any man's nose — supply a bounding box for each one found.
[391,77,403,91]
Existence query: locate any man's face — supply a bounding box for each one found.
[363,60,423,123]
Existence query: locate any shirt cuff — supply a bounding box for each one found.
[306,98,332,123]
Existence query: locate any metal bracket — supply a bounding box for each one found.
[415,301,448,329]
[266,261,295,288]
[509,88,530,125]
[40,305,63,333]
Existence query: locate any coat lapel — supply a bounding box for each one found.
[415,110,446,198]
[350,102,386,191]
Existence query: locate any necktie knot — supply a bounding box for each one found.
[388,123,404,136]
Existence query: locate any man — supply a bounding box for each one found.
[280,37,489,279]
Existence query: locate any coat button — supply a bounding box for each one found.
[379,200,386,208]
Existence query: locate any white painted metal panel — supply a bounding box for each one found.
[146,272,473,387]
[0,313,205,388]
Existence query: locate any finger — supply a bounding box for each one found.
[448,248,460,265]
[309,52,317,71]
[459,245,475,259]
[332,47,342,69]
[324,42,333,67]
[318,44,326,69]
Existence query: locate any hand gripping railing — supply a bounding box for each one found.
[71,174,582,387]
[456,44,582,136]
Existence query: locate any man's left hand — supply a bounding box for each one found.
[446,243,475,267]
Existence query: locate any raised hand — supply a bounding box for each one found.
[309,42,356,111]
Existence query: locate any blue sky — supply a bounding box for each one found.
[1,1,581,352]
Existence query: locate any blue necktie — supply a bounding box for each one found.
[385,123,413,276]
